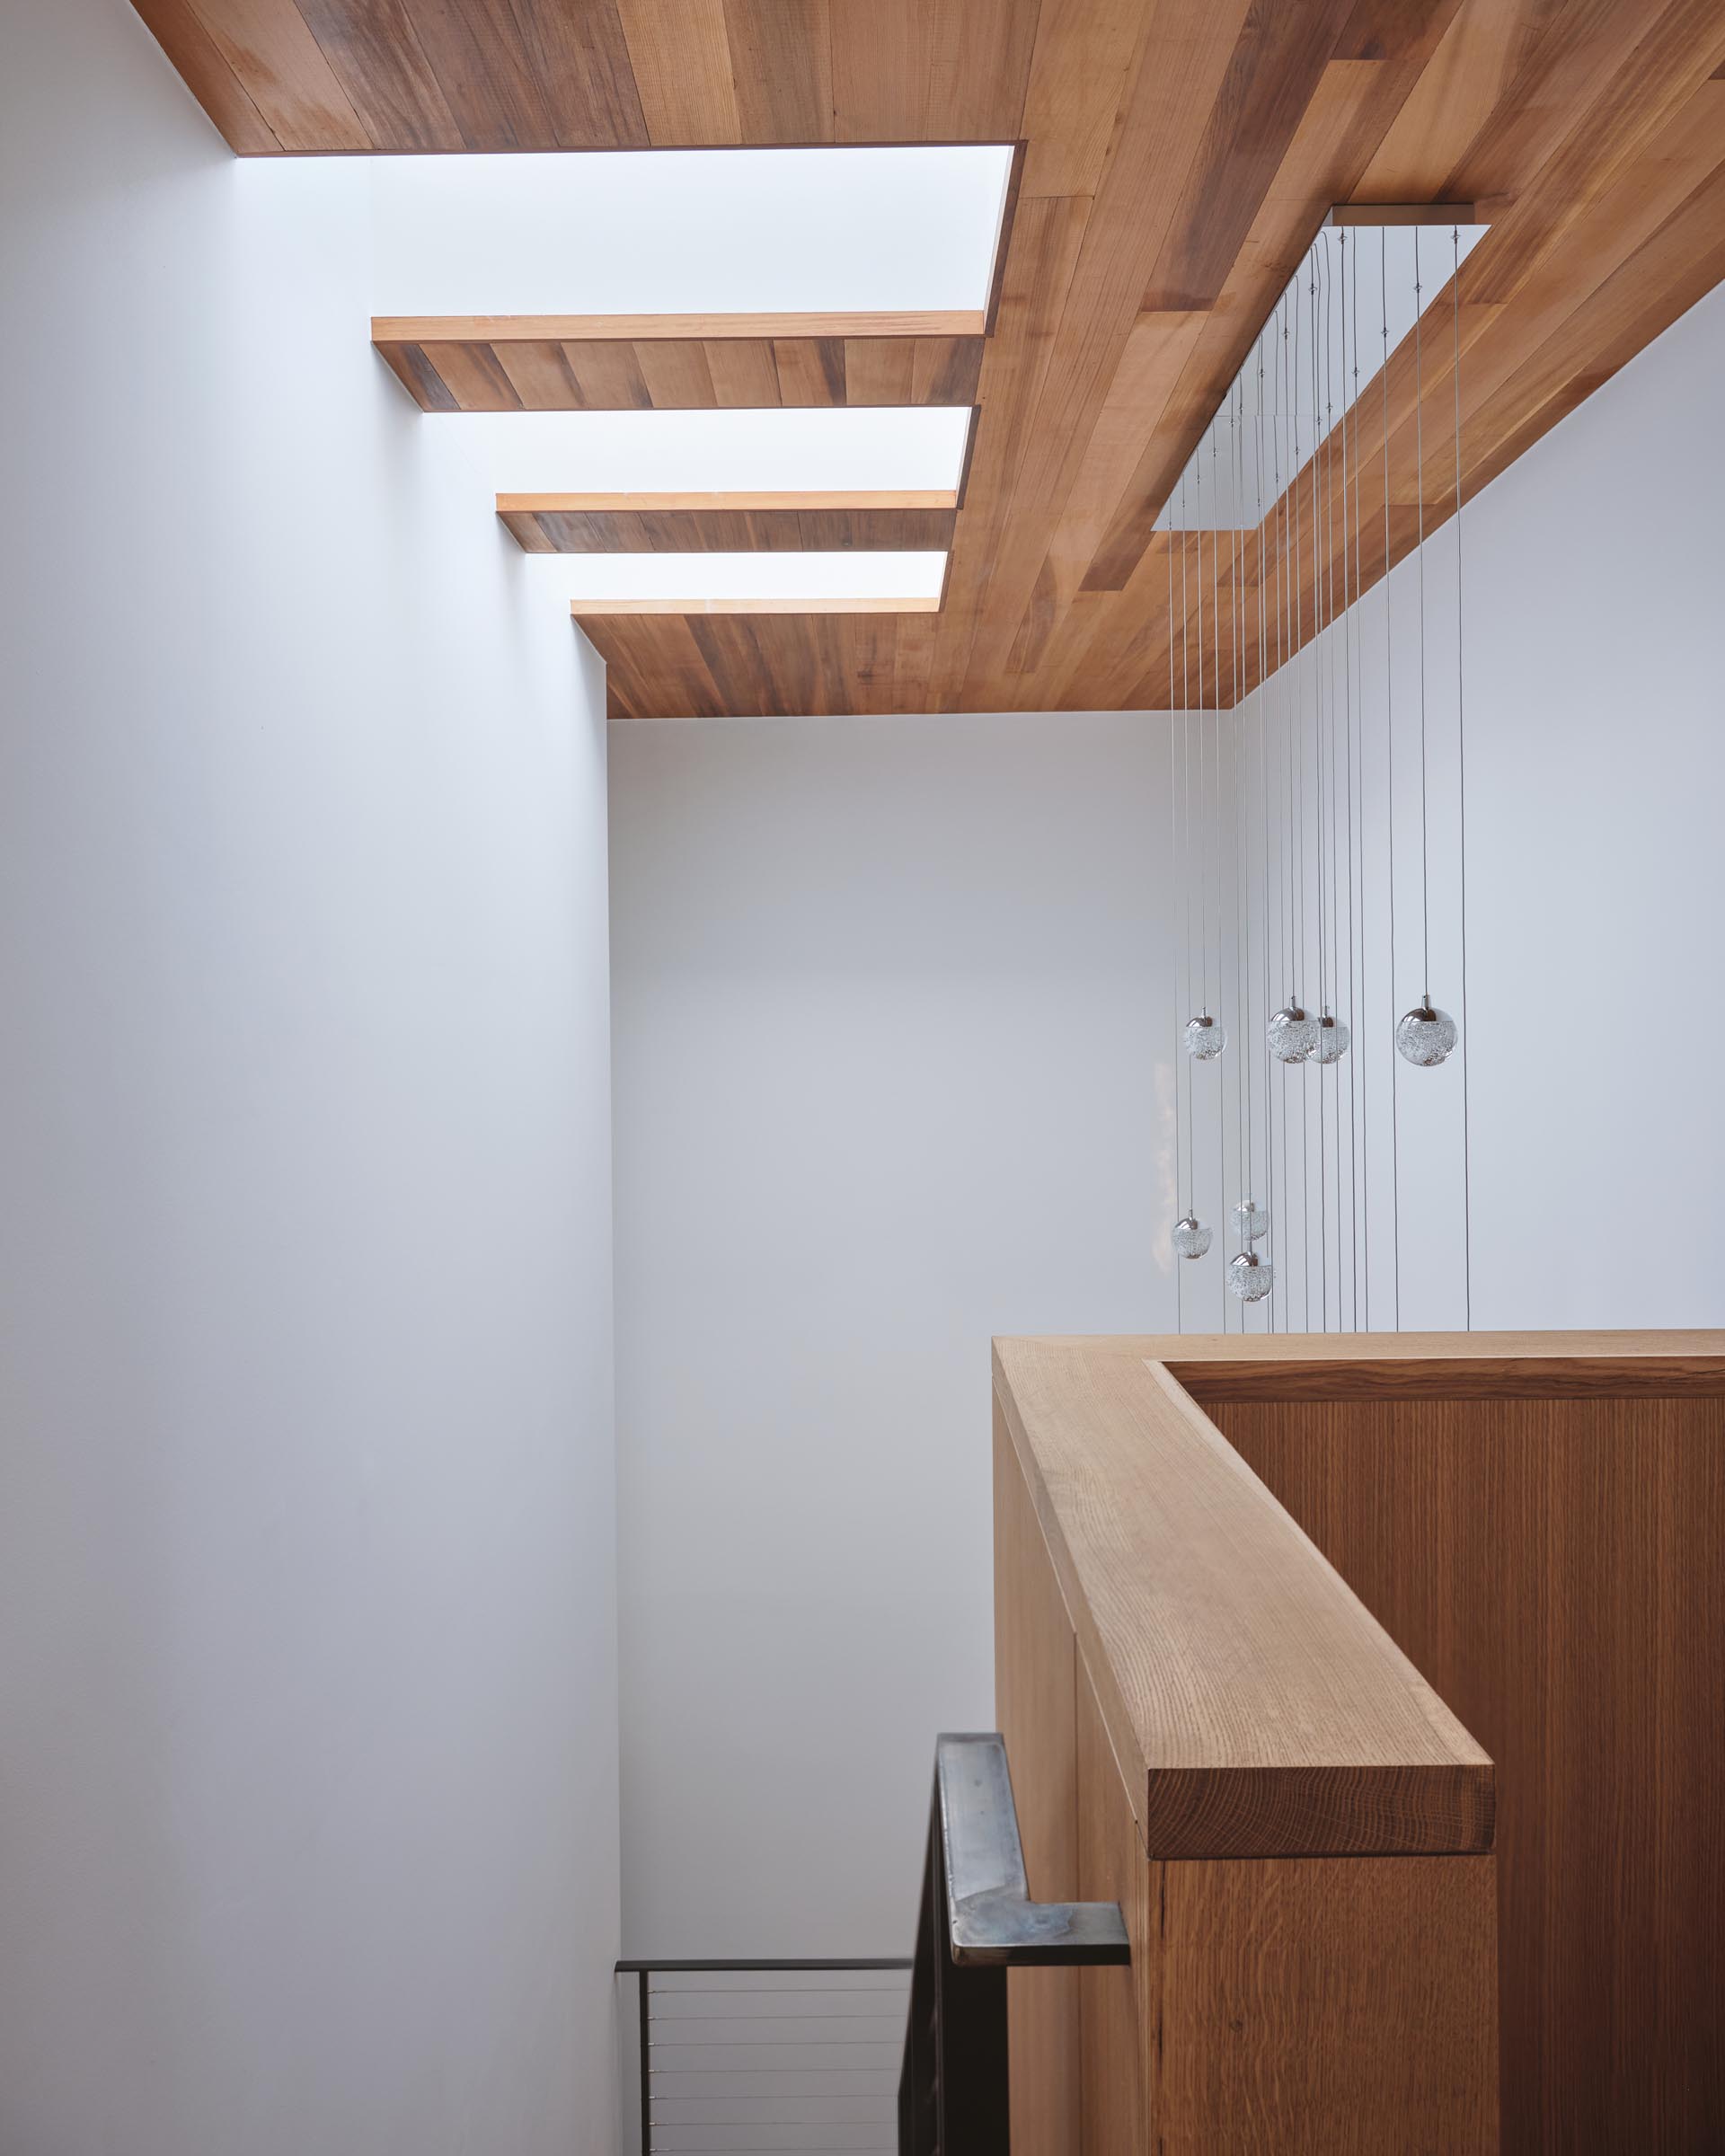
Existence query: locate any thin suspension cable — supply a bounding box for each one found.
[1210,422,1225,1332]
[1196,453,1207,1022]
[1319,232,1337,1311]
[1259,338,1272,1318]
[1295,252,1311,1331]
[1414,225,1431,1001]
[1344,227,1361,1331]
[1171,507,1183,1335]
[1454,224,1473,1331]
[1384,226,1402,1330]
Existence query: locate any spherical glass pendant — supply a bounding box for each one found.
[1171,1214,1213,1259]
[1231,1197,1269,1244]
[1268,1004,1318,1062]
[1395,1002,1458,1067]
[1227,1250,1274,1303]
[1183,1013,1226,1060]
[1309,1011,1350,1064]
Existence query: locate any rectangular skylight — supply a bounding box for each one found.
[563,551,948,614]
[369,146,1014,320]
[466,405,974,497]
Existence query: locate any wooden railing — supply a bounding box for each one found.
[992,1330,1725,2153]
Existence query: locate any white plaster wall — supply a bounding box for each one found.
[608,711,1178,1955]
[607,283,1725,1955]
[0,3,620,2149]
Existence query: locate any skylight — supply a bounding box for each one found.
[369,146,1014,319]
[563,552,948,614]
[471,406,974,498]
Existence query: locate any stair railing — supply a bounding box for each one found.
[898,1731,1130,2153]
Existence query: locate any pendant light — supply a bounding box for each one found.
[1397,224,1457,1068]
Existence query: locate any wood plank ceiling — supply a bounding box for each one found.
[136,0,1725,718]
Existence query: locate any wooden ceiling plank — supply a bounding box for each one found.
[293,0,464,148]
[1352,0,1537,200]
[723,0,833,142]
[1019,0,1156,199]
[509,0,651,146]
[372,309,985,341]
[907,335,985,406]
[375,339,461,411]
[770,336,845,405]
[381,0,601,147]
[947,0,1260,705]
[130,0,282,150]
[926,190,1092,706]
[615,0,745,143]
[1464,0,1725,308]
[632,338,721,407]
[490,340,586,407]
[181,0,370,147]
[417,340,524,411]
[703,339,786,406]
[829,0,1039,141]
[841,336,916,405]
[1440,0,1682,202]
[556,340,655,408]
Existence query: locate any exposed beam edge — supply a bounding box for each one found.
[570,596,942,617]
[374,311,988,345]
[1323,202,1481,228]
[501,490,960,513]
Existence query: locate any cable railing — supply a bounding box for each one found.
[617,1958,912,2154]
[621,1732,1129,2155]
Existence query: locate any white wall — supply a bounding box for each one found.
[0,4,619,2151]
[608,711,1177,1955]
[608,282,1725,1956]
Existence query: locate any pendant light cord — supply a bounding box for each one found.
[1454,225,1473,1330]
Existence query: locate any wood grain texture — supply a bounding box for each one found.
[993,1339,1494,1859]
[1216,1390,1725,2155]
[994,1406,1081,2156]
[137,0,1725,716]
[1154,1853,1500,2152]
[373,328,985,412]
[1000,1353,1501,2152]
[1074,1656,1149,2156]
[500,499,956,555]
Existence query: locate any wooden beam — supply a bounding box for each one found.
[372,310,987,344]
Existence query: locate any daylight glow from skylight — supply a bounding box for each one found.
[370,146,1014,318]
[470,406,973,497]
[562,552,948,607]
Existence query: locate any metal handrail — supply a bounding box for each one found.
[936,1730,1132,1966]
[898,1732,1129,2152]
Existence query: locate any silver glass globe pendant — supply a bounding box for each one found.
[1171,1215,1213,1259]
[1396,1001,1458,1067]
[1309,1009,1350,1064]
[1231,1197,1269,1244]
[1183,1012,1226,1060]
[1227,1250,1274,1302]
[1268,1003,1318,1062]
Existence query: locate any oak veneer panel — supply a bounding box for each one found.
[1074,1657,1148,2156]
[1154,1853,1500,2153]
[993,1339,1493,1859]
[994,1406,1081,2156]
[1213,1391,1725,2156]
